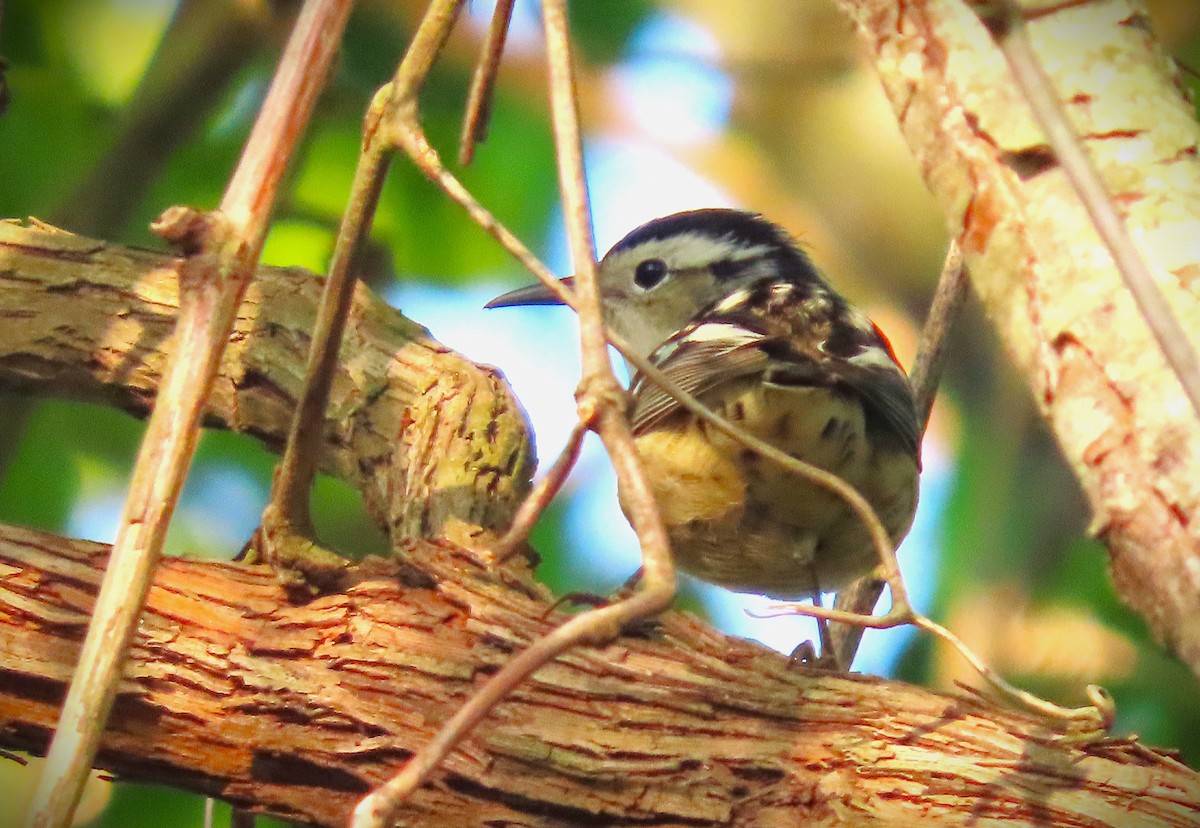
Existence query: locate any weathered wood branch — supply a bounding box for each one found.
[836,0,1200,676]
[2,524,1198,826]
[0,219,534,544]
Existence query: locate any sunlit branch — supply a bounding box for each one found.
[27,2,353,826]
[459,0,516,165]
[976,0,1200,420]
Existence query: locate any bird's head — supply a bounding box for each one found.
[485,208,825,359]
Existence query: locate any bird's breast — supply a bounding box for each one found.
[623,382,919,598]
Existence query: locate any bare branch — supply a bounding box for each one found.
[28,5,353,820]
[3,525,1196,828]
[834,0,1200,676]
[262,0,477,589]
[831,240,968,669]
[458,0,516,165]
[493,419,588,563]
[261,102,391,555]
[976,0,1200,421]
[910,239,968,430]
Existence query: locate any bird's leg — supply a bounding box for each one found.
[788,566,840,669]
[813,587,837,668]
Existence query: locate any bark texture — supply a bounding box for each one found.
[2,524,1198,827]
[0,219,534,543]
[836,0,1200,676]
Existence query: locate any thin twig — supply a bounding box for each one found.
[353,3,676,823]
[755,596,1111,726]
[542,0,678,711]
[830,240,967,668]
[494,418,588,562]
[25,3,352,826]
[911,615,1115,733]
[909,239,966,431]
[458,0,515,165]
[262,113,391,537]
[263,0,469,569]
[978,0,1200,420]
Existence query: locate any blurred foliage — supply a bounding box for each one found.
[569,0,654,62]
[83,783,289,828]
[0,0,1197,825]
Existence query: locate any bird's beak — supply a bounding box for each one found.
[484,277,575,309]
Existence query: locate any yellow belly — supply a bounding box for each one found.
[625,384,919,599]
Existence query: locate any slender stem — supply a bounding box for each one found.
[25,3,351,825]
[493,418,588,562]
[980,0,1200,420]
[267,0,467,537]
[911,615,1111,727]
[762,597,1109,727]
[542,0,676,643]
[831,240,967,668]
[909,239,966,431]
[385,0,467,124]
[753,600,908,630]
[266,138,392,530]
[458,0,515,165]
[219,2,349,230]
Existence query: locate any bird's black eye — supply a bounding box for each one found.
[634,258,668,289]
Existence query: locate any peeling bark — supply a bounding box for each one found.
[2,524,1198,826]
[837,0,1200,676]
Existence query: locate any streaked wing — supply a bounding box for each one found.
[630,324,767,434]
[767,356,919,457]
[833,359,920,456]
[630,277,920,460]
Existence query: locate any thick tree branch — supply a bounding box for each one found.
[0,219,534,544]
[836,0,1200,677]
[1,524,1197,827]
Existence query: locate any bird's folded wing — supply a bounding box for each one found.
[629,323,767,434]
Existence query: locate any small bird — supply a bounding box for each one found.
[486,209,920,601]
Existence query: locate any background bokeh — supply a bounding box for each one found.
[1,1,1198,824]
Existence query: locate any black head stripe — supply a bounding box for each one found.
[609,209,778,252]
[609,209,797,256]
[608,209,826,288]
[709,258,744,280]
